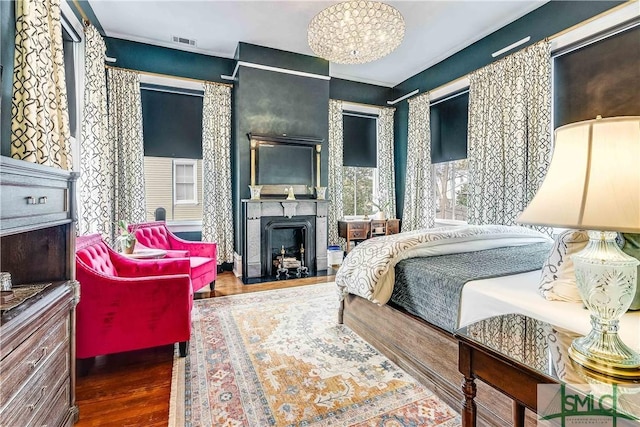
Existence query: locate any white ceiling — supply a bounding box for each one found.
[89,0,548,87]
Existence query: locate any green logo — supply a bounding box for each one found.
[538,384,639,426]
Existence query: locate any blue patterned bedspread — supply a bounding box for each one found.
[390,242,551,333]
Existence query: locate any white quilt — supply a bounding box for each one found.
[335,224,552,305]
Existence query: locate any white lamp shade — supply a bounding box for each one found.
[518,116,640,233]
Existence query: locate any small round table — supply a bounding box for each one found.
[123,248,167,259]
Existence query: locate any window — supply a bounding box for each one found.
[342,111,378,217]
[141,87,203,158]
[59,7,82,172]
[343,166,376,216]
[173,160,198,205]
[429,90,469,223]
[433,159,469,222]
[141,84,204,222]
[553,25,639,128]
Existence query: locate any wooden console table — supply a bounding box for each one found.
[338,219,400,252]
[455,314,640,427]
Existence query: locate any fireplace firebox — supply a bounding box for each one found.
[263,216,314,278]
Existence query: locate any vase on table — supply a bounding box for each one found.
[315,186,327,200]
[249,185,263,200]
[123,239,136,254]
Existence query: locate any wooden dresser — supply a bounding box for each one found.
[0,156,79,426]
[338,218,401,252]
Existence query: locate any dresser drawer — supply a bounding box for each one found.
[30,381,72,427]
[349,229,368,239]
[348,222,368,231]
[0,315,68,408]
[0,182,68,222]
[0,343,69,427]
[0,157,72,235]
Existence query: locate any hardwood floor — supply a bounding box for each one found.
[75,271,335,426]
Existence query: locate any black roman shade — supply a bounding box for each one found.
[141,86,204,159]
[342,113,377,168]
[554,25,639,128]
[430,91,469,164]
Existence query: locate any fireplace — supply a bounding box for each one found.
[242,200,328,281]
[262,216,315,278]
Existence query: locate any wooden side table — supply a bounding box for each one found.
[124,248,168,259]
[370,218,400,236]
[338,220,370,252]
[338,219,401,252]
[455,314,640,427]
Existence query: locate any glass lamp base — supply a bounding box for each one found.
[569,316,640,378]
[569,231,640,378]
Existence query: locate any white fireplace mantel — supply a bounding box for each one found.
[241,199,328,279]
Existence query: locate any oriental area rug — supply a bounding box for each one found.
[169,283,460,427]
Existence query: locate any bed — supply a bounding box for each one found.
[335,225,640,426]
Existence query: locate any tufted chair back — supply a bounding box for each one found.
[76,234,118,276]
[129,221,217,292]
[134,222,172,250]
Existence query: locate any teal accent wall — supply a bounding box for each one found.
[237,42,328,76]
[330,78,392,107]
[233,44,330,256]
[104,37,234,84]
[1,0,15,156]
[392,0,625,219]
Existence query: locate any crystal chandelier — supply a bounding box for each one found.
[308,1,405,64]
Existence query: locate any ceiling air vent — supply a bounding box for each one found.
[172,35,197,47]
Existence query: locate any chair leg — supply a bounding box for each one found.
[179,341,189,357]
[77,357,95,377]
[209,280,215,291]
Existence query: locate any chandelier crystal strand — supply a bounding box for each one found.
[308,1,405,64]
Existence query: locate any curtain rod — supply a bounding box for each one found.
[104,65,233,88]
[546,0,636,41]
[71,0,89,25]
[334,99,394,111]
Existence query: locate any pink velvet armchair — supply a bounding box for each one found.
[131,221,217,292]
[75,234,193,360]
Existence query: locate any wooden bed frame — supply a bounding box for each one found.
[339,293,535,427]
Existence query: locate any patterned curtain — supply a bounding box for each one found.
[78,25,114,240]
[467,41,552,226]
[377,107,396,218]
[402,93,434,232]
[328,99,344,246]
[201,83,234,264]
[106,68,146,227]
[11,0,72,169]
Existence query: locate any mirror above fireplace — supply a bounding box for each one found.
[248,133,324,198]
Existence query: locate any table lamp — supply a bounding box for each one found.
[518,116,640,378]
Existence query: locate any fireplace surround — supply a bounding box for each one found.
[242,200,328,280]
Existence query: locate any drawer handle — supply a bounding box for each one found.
[28,346,48,369]
[27,386,47,411]
[38,196,48,204]
[26,196,36,205]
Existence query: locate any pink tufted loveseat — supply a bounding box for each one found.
[131,221,217,292]
[75,234,193,359]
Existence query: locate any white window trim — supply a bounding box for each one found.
[173,159,198,205]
